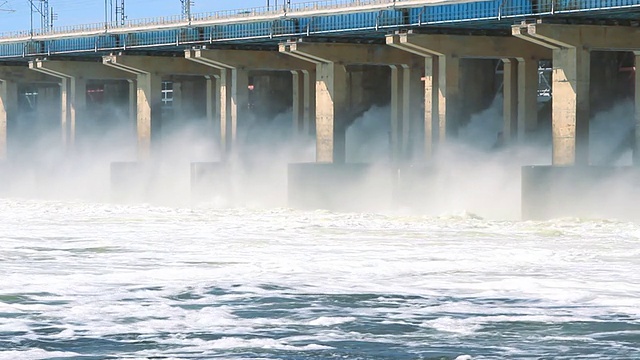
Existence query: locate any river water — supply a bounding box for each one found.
[1,198,639,359]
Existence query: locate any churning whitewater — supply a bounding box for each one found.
[1,198,639,359]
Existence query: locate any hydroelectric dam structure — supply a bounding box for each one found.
[1,0,640,219]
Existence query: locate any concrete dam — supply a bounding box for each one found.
[1,0,640,219]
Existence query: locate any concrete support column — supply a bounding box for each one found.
[136,73,163,160]
[635,52,640,166]
[503,58,518,143]
[407,65,424,161]
[438,54,461,141]
[292,70,306,134]
[392,65,424,162]
[204,74,221,142]
[60,79,70,147]
[552,47,590,165]
[390,65,405,163]
[38,87,56,119]
[172,81,183,114]
[423,56,438,160]
[219,68,232,156]
[0,79,17,161]
[231,68,249,149]
[127,80,137,135]
[69,77,86,149]
[304,69,316,135]
[316,62,348,163]
[518,58,539,140]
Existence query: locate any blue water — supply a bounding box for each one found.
[1,199,639,359]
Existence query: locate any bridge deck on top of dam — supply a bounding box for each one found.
[1,0,640,59]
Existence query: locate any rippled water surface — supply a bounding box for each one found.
[1,198,640,359]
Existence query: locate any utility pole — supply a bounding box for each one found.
[40,0,49,30]
[50,7,58,30]
[29,0,50,34]
[115,0,126,25]
[181,0,193,21]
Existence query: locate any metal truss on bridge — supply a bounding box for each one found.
[0,0,640,59]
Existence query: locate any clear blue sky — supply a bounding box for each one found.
[0,0,296,33]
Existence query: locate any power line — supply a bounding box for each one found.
[0,1,16,12]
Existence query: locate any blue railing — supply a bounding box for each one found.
[1,0,639,59]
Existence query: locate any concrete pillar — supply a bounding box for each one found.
[424,56,438,160]
[281,42,418,163]
[388,32,550,149]
[219,68,232,156]
[438,54,461,141]
[172,81,182,114]
[103,55,214,161]
[186,49,313,159]
[316,62,348,163]
[205,75,215,126]
[0,79,17,161]
[231,68,249,149]
[304,70,316,136]
[503,58,518,143]
[634,52,640,166]
[127,80,136,134]
[136,73,163,160]
[38,87,57,120]
[291,69,317,135]
[30,60,132,152]
[518,58,539,140]
[551,47,590,165]
[390,65,405,163]
[510,23,640,165]
[60,79,70,147]
[407,65,424,161]
[292,70,305,134]
[69,77,86,149]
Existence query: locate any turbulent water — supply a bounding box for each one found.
[1,198,640,359]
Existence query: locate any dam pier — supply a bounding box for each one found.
[2,0,640,219]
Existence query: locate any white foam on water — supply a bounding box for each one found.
[0,350,79,360]
[1,199,640,357]
[308,316,357,326]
